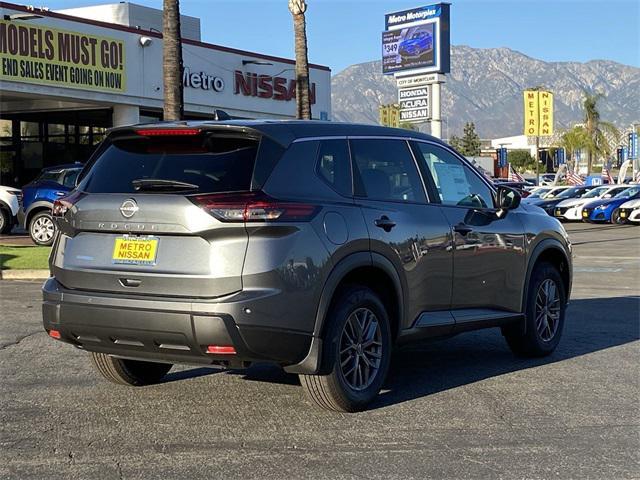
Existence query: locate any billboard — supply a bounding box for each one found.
[0,20,126,92]
[382,3,450,75]
[523,90,554,136]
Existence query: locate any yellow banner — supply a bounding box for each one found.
[0,20,126,92]
[523,90,539,136]
[538,91,554,136]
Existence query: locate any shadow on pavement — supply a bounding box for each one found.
[160,296,640,409]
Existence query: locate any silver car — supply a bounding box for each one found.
[43,121,572,412]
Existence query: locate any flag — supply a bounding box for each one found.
[508,164,525,182]
[601,167,614,184]
[566,169,583,185]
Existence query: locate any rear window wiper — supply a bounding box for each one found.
[132,178,199,192]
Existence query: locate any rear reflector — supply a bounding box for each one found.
[136,128,201,136]
[206,345,236,355]
[48,329,61,339]
[191,192,319,223]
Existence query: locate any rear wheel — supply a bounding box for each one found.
[29,211,56,246]
[503,262,566,357]
[0,208,11,234]
[91,352,172,386]
[299,286,392,412]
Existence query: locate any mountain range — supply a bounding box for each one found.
[331,45,640,139]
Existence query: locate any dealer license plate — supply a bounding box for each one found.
[112,236,159,265]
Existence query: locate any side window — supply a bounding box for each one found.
[316,139,352,196]
[350,139,426,203]
[412,142,494,209]
[62,169,80,188]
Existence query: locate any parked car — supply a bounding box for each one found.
[492,180,534,197]
[554,185,629,221]
[522,185,571,204]
[614,198,640,224]
[43,121,572,412]
[20,164,83,245]
[399,30,433,58]
[582,186,640,223]
[539,173,559,186]
[530,185,596,215]
[0,185,22,234]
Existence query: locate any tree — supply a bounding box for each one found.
[399,122,418,131]
[461,122,481,156]
[449,134,463,152]
[162,0,183,121]
[582,92,619,174]
[558,126,589,172]
[507,150,536,172]
[289,0,311,120]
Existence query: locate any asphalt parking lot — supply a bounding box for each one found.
[1,222,638,479]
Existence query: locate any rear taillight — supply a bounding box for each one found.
[191,192,319,223]
[52,191,84,218]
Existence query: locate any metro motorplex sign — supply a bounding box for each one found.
[382,3,451,76]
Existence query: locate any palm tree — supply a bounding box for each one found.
[582,92,619,174]
[162,0,184,120]
[288,0,311,120]
[559,126,589,172]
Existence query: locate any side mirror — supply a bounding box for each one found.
[496,185,521,211]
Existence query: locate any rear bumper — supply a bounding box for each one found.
[17,207,25,227]
[42,278,314,368]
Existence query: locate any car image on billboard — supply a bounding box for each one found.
[382,24,435,74]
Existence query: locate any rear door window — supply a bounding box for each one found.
[79,134,260,194]
[316,139,352,196]
[350,139,426,203]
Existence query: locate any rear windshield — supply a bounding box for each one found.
[78,134,260,194]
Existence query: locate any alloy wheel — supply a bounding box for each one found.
[339,307,383,391]
[535,279,561,342]
[32,216,55,243]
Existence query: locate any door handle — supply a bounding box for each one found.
[453,223,473,236]
[374,215,396,232]
[55,191,66,196]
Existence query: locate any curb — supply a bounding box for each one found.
[0,269,50,280]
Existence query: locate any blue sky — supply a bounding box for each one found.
[48,0,639,73]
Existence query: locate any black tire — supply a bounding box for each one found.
[299,286,392,412]
[29,210,56,246]
[611,209,625,225]
[503,262,566,357]
[0,208,11,234]
[91,352,172,386]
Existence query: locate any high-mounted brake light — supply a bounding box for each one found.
[52,191,84,218]
[191,192,319,223]
[136,128,201,136]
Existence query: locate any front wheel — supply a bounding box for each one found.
[503,262,566,357]
[91,352,172,386]
[611,209,625,225]
[300,286,392,412]
[0,208,11,234]
[29,211,56,246]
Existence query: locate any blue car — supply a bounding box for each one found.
[399,30,433,58]
[581,185,640,223]
[20,164,83,245]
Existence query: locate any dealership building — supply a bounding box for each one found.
[0,1,331,186]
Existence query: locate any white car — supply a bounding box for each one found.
[553,185,628,221]
[617,198,640,224]
[522,185,571,204]
[0,185,22,234]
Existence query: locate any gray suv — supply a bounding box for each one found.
[43,121,572,412]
